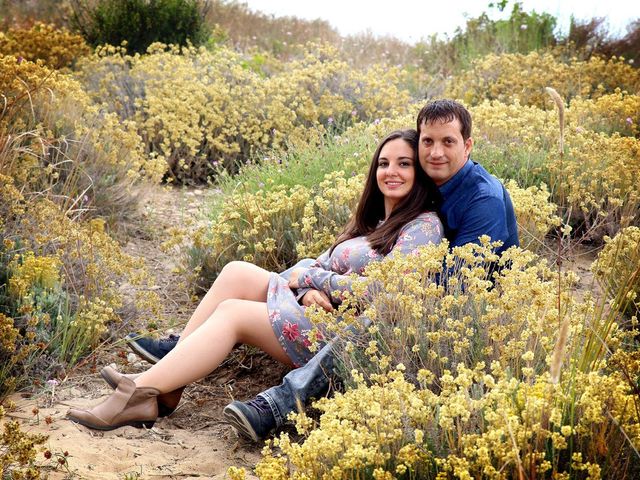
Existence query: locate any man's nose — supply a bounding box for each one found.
[431,143,443,158]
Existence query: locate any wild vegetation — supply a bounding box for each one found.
[0,0,638,477]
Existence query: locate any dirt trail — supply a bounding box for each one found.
[4,185,287,479]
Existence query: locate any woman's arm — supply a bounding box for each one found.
[294,212,444,304]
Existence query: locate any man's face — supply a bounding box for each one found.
[418,118,473,186]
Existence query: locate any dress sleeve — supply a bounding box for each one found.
[296,248,353,305]
[386,212,444,258]
[297,212,444,304]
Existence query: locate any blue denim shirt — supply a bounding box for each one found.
[439,159,519,254]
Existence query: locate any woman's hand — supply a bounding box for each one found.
[288,268,305,289]
[301,289,334,312]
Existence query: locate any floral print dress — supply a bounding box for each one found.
[266,211,444,367]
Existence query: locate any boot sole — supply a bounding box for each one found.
[100,369,176,418]
[222,405,260,442]
[222,404,260,442]
[125,335,160,364]
[67,413,155,431]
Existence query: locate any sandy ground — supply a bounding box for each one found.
[4,350,285,480]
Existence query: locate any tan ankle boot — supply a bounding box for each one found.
[100,366,183,417]
[67,376,159,430]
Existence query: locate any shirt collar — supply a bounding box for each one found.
[438,159,472,198]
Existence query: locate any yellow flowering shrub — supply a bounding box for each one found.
[555,132,640,239]
[1,55,165,227]
[296,171,364,259]
[0,173,162,379]
[191,184,311,289]
[76,42,412,183]
[447,51,640,108]
[0,22,90,69]
[190,168,364,289]
[504,180,561,254]
[568,90,640,137]
[7,253,61,299]
[0,405,47,479]
[592,226,640,317]
[0,312,32,399]
[257,244,639,478]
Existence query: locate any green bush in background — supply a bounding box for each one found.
[70,0,209,53]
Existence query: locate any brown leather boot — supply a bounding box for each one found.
[67,376,159,430]
[100,366,183,417]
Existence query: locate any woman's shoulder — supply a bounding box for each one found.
[403,211,442,228]
[398,211,444,236]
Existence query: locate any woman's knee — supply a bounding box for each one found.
[220,260,247,277]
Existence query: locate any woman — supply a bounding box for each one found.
[66,129,444,430]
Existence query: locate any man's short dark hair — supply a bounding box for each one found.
[416,99,472,140]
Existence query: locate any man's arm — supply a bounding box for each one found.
[449,194,509,248]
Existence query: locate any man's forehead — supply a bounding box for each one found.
[419,118,461,135]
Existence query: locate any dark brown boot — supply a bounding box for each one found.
[67,376,159,430]
[100,366,183,417]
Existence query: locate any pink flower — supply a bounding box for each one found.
[626,117,633,125]
[282,322,300,341]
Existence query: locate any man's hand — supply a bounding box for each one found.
[288,268,305,289]
[301,289,333,311]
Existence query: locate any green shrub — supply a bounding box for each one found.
[70,0,209,53]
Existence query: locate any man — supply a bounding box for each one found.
[127,99,519,441]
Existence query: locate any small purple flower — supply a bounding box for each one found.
[328,117,334,125]
[47,379,59,387]
[258,182,265,188]
[17,56,23,64]
[351,110,357,116]
[626,117,633,125]
[373,118,381,125]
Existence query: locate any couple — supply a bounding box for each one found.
[67,100,519,439]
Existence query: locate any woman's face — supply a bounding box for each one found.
[375,138,416,217]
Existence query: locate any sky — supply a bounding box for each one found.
[242,0,640,43]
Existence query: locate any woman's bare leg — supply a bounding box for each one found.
[135,299,292,393]
[178,261,271,343]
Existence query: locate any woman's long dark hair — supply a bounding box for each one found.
[330,129,442,256]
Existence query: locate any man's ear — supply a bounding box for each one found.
[464,137,474,159]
